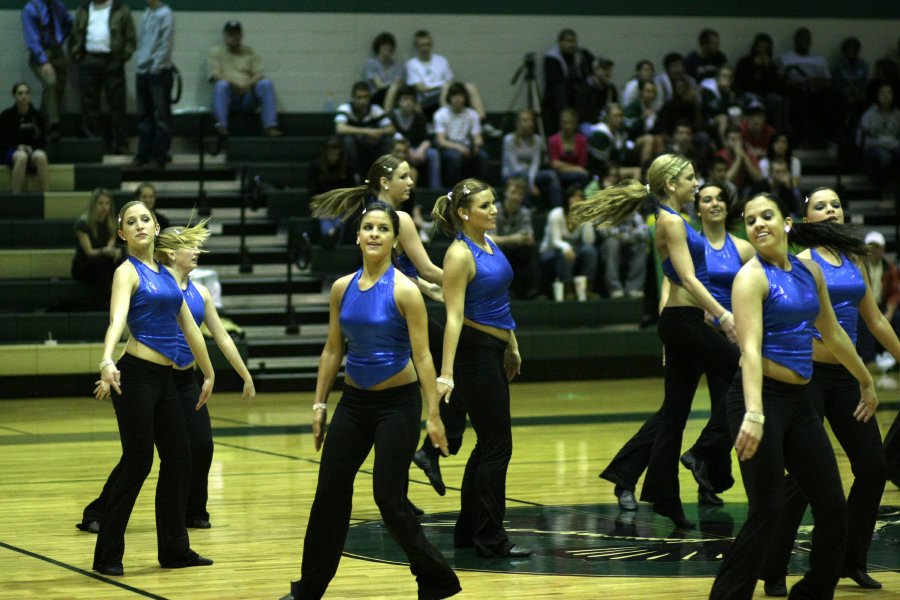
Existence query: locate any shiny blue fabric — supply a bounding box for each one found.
[395,253,419,279]
[658,204,710,288]
[126,256,183,363]
[174,280,206,368]
[458,234,516,330]
[704,233,743,312]
[760,254,820,379]
[340,267,412,389]
[809,250,866,344]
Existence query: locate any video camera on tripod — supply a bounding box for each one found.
[511,52,537,86]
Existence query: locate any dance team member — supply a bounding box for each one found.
[599,181,752,511]
[574,154,739,528]
[79,221,255,532]
[431,178,531,557]
[281,201,460,600]
[93,202,215,576]
[760,187,898,595]
[709,192,877,600]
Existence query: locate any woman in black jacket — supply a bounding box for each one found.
[0,82,49,193]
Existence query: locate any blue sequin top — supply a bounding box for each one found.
[704,233,743,312]
[126,257,183,363]
[809,250,866,344]
[458,234,516,330]
[174,280,205,368]
[658,204,709,288]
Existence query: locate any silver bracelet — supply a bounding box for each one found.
[743,412,765,424]
[312,403,328,411]
[436,376,454,390]
[99,359,115,370]
[719,310,733,323]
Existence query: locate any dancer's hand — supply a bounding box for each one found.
[312,407,327,451]
[93,379,111,401]
[241,378,256,404]
[436,378,453,405]
[504,347,521,382]
[735,416,762,461]
[427,415,449,457]
[196,376,214,410]
[720,317,738,344]
[854,384,878,422]
[101,363,121,395]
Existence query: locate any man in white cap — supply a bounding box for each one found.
[859,230,900,360]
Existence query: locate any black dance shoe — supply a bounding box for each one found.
[160,554,213,569]
[652,503,694,529]
[614,485,638,511]
[763,576,787,597]
[842,568,882,589]
[413,449,446,496]
[94,564,124,576]
[698,489,724,507]
[476,544,532,558]
[187,518,211,529]
[680,450,715,493]
[76,520,100,534]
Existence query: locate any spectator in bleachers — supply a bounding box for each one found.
[734,32,786,132]
[685,28,728,83]
[131,0,174,170]
[622,60,659,110]
[858,83,900,188]
[715,126,762,197]
[548,108,590,191]
[858,230,900,364]
[623,79,665,167]
[598,208,648,299]
[700,65,741,146]
[433,82,488,187]
[22,0,72,140]
[335,81,395,180]
[492,178,541,300]
[309,136,359,246]
[208,20,282,138]
[759,132,801,190]
[706,155,738,204]
[0,82,49,193]
[576,57,619,134]
[134,181,169,229]
[586,103,634,177]
[756,157,803,216]
[543,28,594,135]
[866,58,900,108]
[739,100,775,160]
[540,184,598,300]
[71,188,121,308]
[405,30,487,122]
[69,0,136,154]
[654,53,696,106]
[779,27,837,146]
[501,108,561,209]
[389,85,438,188]
[666,121,708,176]
[655,76,705,145]
[832,37,869,135]
[363,32,404,110]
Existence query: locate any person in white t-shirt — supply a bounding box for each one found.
[433,82,488,186]
[405,30,487,122]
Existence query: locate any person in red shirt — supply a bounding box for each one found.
[714,126,763,194]
[739,101,775,160]
[548,108,590,190]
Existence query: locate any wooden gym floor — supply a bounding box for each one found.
[1,377,898,599]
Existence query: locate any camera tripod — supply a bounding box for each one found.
[507,57,546,140]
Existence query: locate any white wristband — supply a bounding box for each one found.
[312,403,328,411]
[719,311,733,323]
[743,412,765,424]
[436,376,454,390]
[99,359,115,371]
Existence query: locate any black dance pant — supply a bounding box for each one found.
[293,382,460,600]
[709,372,847,600]
[600,325,736,494]
[82,368,214,526]
[421,317,468,459]
[452,326,514,555]
[92,353,196,570]
[634,307,739,507]
[886,409,900,487]
[760,361,886,579]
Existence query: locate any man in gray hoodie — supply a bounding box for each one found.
[132,0,173,169]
